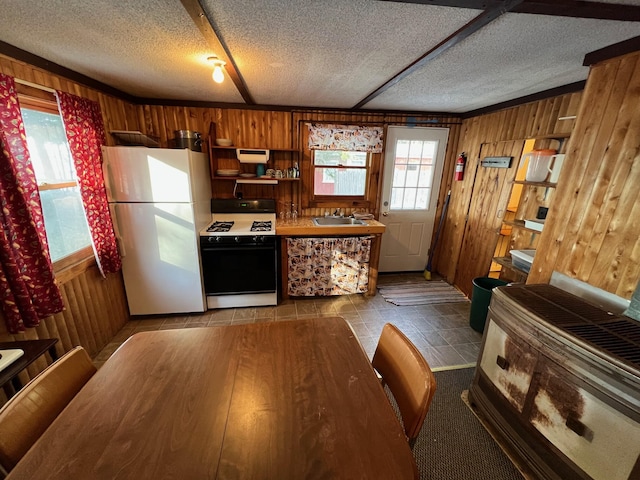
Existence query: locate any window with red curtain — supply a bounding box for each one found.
[55,91,121,276]
[0,73,64,333]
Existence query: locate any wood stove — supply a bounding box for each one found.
[469,284,640,480]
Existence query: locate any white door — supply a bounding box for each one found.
[379,126,449,272]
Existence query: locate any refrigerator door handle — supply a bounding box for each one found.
[116,235,126,258]
[102,156,113,201]
[110,205,126,258]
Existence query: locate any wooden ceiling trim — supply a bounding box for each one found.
[385,0,640,21]
[583,35,640,66]
[0,41,137,102]
[179,0,255,105]
[512,0,640,21]
[461,80,585,118]
[352,0,524,109]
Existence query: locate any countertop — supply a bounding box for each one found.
[275,217,386,236]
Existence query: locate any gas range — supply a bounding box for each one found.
[199,199,278,310]
[200,199,276,244]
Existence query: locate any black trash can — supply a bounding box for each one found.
[469,277,508,333]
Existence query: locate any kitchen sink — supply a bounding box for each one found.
[312,216,366,226]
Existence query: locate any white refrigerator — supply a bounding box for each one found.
[102,146,211,315]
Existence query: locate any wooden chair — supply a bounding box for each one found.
[0,346,97,474]
[372,323,437,448]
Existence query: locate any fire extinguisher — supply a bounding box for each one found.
[454,152,467,181]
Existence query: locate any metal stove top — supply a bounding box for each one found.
[495,284,640,374]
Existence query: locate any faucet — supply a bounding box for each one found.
[333,208,342,217]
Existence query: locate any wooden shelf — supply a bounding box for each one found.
[493,256,529,278]
[529,133,571,140]
[501,219,543,234]
[213,176,299,182]
[512,180,557,188]
[211,146,298,152]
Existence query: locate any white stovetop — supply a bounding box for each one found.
[200,213,276,236]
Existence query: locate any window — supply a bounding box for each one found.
[313,150,369,197]
[18,95,92,267]
[390,139,436,210]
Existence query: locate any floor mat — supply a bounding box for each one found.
[408,367,524,480]
[378,279,468,306]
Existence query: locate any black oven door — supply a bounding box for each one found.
[201,240,277,295]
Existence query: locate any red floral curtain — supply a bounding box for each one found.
[55,91,121,276]
[0,73,64,333]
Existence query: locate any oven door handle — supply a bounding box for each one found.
[201,245,275,252]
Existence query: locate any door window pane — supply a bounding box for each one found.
[390,139,438,210]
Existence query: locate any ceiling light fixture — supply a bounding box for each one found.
[208,56,226,84]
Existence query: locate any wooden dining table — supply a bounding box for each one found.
[8,316,418,479]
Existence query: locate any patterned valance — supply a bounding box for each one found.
[308,123,383,153]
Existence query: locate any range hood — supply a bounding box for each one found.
[236,148,269,163]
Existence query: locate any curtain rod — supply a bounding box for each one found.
[15,78,56,94]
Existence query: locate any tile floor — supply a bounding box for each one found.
[93,273,482,370]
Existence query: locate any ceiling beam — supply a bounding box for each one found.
[179,0,255,104]
[513,0,640,21]
[383,0,640,21]
[353,0,523,109]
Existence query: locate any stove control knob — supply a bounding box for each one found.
[234,236,241,243]
[215,236,223,243]
[253,235,263,243]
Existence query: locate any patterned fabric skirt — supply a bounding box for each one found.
[287,237,371,296]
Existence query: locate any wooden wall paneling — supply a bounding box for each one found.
[73,277,102,356]
[616,230,640,298]
[528,52,640,300]
[537,98,553,135]
[593,169,640,296]
[50,308,73,355]
[436,118,481,282]
[453,141,523,297]
[509,226,540,251]
[516,185,554,222]
[59,290,82,349]
[543,97,559,136]
[541,60,625,279]
[574,58,640,285]
[430,122,462,274]
[29,323,53,376]
[102,270,129,332]
[502,107,516,141]
[80,272,108,348]
[513,105,527,137]
[62,278,97,355]
[438,90,582,292]
[586,98,640,295]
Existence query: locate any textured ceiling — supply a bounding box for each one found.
[1,0,640,113]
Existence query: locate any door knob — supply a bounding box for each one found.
[382,212,388,216]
